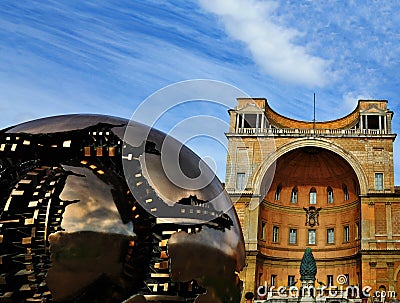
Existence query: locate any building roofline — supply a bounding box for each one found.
[265,100,360,128]
[234,98,390,130]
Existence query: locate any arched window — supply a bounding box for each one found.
[309,187,317,204]
[290,187,298,203]
[327,186,334,203]
[342,184,349,200]
[275,183,282,200]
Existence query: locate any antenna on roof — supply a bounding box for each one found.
[313,93,316,135]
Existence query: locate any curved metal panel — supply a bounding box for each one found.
[0,114,245,303]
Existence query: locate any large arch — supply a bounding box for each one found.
[252,138,368,198]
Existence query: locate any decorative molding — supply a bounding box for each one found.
[303,206,322,227]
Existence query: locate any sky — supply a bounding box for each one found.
[1,0,400,184]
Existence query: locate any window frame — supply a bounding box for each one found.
[271,274,277,287]
[275,183,282,200]
[290,187,298,203]
[260,221,267,241]
[327,275,334,287]
[343,225,350,243]
[289,228,297,245]
[272,226,279,243]
[308,229,316,245]
[375,173,384,191]
[288,275,296,287]
[236,172,246,191]
[309,187,317,204]
[343,184,349,200]
[327,186,334,203]
[327,228,335,244]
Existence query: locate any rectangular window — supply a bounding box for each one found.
[308,229,316,245]
[289,228,297,244]
[261,222,267,241]
[344,225,350,242]
[272,226,279,243]
[271,274,277,287]
[310,192,317,204]
[375,173,383,190]
[327,275,333,286]
[327,228,335,244]
[288,275,296,287]
[236,173,246,191]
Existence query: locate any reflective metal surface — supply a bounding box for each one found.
[0,114,245,302]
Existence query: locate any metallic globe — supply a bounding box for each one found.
[0,115,245,303]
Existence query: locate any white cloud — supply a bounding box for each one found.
[342,91,373,113]
[198,0,331,87]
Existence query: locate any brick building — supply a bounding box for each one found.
[225,98,399,299]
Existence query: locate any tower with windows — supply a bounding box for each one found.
[225,98,399,298]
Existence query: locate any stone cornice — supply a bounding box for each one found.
[225,132,397,140]
[258,252,360,262]
[262,199,359,214]
[359,249,400,255]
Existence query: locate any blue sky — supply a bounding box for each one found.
[1,0,400,183]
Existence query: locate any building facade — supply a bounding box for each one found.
[225,98,399,299]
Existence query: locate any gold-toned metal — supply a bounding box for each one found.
[84,147,91,156]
